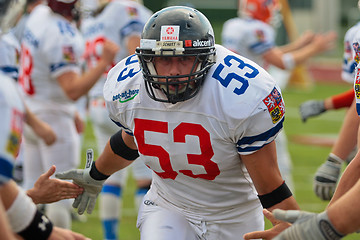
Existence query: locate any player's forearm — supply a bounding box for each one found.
[289,44,322,65]
[329,153,360,206]
[268,195,300,212]
[71,59,109,100]
[327,179,360,234]
[95,140,133,176]
[0,202,17,240]
[277,41,302,53]
[0,181,19,210]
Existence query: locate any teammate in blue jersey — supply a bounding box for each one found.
[57,6,301,239]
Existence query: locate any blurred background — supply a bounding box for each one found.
[72,0,360,239]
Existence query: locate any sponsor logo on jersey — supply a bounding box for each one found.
[255,29,265,41]
[6,109,23,158]
[160,25,179,41]
[62,46,76,63]
[355,72,360,99]
[112,85,140,103]
[143,200,155,206]
[263,87,285,124]
[353,42,360,64]
[127,6,138,17]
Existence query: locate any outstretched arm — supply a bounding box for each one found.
[242,141,300,240]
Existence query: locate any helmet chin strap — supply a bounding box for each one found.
[146,59,201,96]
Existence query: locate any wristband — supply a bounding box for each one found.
[17,209,53,240]
[7,188,37,232]
[281,53,295,70]
[258,181,292,208]
[6,188,52,240]
[89,162,110,181]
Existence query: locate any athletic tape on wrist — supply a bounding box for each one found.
[258,181,292,208]
[281,53,295,70]
[110,130,139,161]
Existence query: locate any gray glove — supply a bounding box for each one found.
[55,149,106,215]
[313,154,343,200]
[299,100,326,122]
[272,209,344,240]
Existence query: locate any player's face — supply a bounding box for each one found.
[153,56,197,94]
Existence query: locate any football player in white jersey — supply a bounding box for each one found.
[221,0,337,194]
[18,0,119,229]
[0,0,88,239]
[0,32,20,80]
[299,21,360,123]
[268,1,360,238]
[57,6,301,240]
[309,21,360,201]
[80,0,153,239]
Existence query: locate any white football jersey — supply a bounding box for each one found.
[0,32,20,80]
[342,22,360,83]
[0,72,25,185]
[104,45,285,222]
[81,0,152,98]
[222,17,275,68]
[19,4,84,116]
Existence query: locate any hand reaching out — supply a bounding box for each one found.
[27,165,83,204]
[243,209,291,240]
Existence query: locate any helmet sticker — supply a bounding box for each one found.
[157,41,183,49]
[160,25,180,41]
[140,39,157,48]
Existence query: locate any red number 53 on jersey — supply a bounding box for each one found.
[134,118,220,180]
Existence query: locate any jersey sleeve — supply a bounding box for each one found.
[248,23,275,55]
[236,86,285,155]
[103,55,142,135]
[43,20,83,78]
[342,24,359,83]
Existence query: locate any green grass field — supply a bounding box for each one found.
[72,79,359,239]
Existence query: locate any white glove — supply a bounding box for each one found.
[55,149,106,215]
[299,100,326,122]
[313,154,343,200]
[272,209,344,240]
